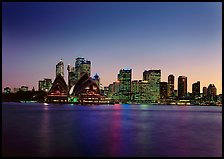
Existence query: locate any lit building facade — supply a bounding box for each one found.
[74,57,91,82]
[117,69,132,103]
[38,78,52,92]
[56,59,64,77]
[139,80,151,103]
[132,80,140,102]
[167,74,174,97]
[178,76,187,99]
[143,70,161,102]
[192,81,200,99]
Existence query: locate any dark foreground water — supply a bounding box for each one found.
[2,102,222,157]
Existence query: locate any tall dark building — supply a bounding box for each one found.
[207,84,217,101]
[203,87,207,97]
[192,81,200,99]
[160,82,168,99]
[168,74,174,97]
[118,69,132,103]
[178,76,187,99]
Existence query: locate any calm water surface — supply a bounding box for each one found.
[2,102,222,157]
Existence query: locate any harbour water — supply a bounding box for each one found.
[2,102,222,157]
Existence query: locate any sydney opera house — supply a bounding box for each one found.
[46,58,108,104]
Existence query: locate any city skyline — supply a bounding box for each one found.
[2,2,222,94]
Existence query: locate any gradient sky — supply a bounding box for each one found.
[2,2,222,94]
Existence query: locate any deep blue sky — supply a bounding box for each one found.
[2,2,222,93]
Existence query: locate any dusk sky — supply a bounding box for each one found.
[2,2,222,94]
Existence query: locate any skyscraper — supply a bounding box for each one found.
[160,82,168,99]
[143,70,161,102]
[192,81,200,99]
[203,86,207,97]
[74,57,91,83]
[167,74,174,97]
[56,59,64,77]
[178,76,187,99]
[67,57,91,90]
[117,69,132,103]
[207,84,217,101]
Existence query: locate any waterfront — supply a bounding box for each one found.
[2,102,222,157]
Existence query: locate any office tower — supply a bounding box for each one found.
[160,82,168,99]
[38,78,52,92]
[132,80,140,102]
[207,84,217,101]
[167,74,174,97]
[192,81,200,99]
[203,87,207,97]
[75,57,91,80]
[178,76,187,99]
[143,70,161,102]
[56,59,64,77]
[117,69,132,103]
[139,80,151,103]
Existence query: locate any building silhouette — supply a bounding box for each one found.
[178,76,187,99]
[168,74,174,97]
[160,82,168,99]
[192,81,200,99]
[207,84,217,102]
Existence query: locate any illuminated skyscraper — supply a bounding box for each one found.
[74,57,91,83]
[118,69,132,103]
[139,80,151,103]
[67,57,91,90]
[56,59,64,77]
[192,81,200,99]
[143,70,161,102]
[132,80,140,102]
[167,74,174,97]
[178,76,187,99]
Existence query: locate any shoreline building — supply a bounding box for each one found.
[143,69,161,103]
[38,78,52,92]
[178,76,187,99]
[160,82,168,100]
[167,74,174,98]
[192,81,200,99]
[207,84,217,102]
[117,69,132,103]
